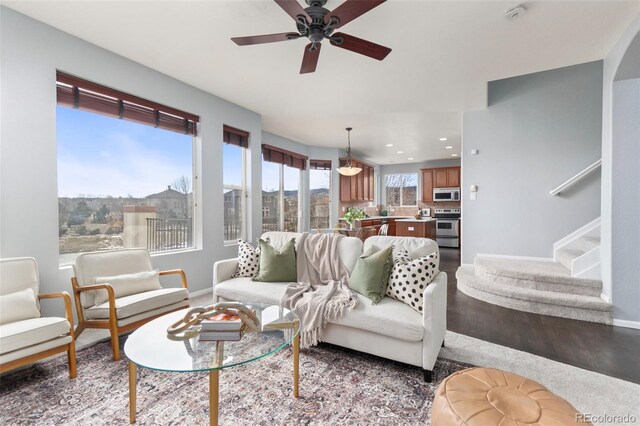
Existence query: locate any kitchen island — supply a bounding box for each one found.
[395,218,437,239]
[338,216,414,236]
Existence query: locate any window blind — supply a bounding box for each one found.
[310,159,332,170]
[223,125,249,148]
[56,71,199,136]
[262,144,308,170]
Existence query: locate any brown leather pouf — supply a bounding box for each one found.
[432,367,590,425]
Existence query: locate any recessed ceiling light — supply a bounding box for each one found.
[408,157,414,160]
[385,143,394,147]
[440,137,448,141]
[451,153,459,157]
[397,151,404,154]
[445,146,453,149]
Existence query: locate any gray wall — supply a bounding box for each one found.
[611,77,640,322]
[461,61,603,264]
[379,159,461,205]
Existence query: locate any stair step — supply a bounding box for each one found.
[475,256,602,297]
[456,266,612,324]
[576,236,600,251]
[556,248,584,270]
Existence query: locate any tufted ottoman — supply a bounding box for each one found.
[432,367,590,425]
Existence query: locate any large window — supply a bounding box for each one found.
[222,126,248,243]
[56,72,197,266]
[385,174,418,207]
[261,144,307,233]
[309,160,331,230]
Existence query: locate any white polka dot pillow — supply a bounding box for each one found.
[386,251,439,313]
[232,238,269,278]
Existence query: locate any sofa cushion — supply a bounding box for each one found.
[261,232,362,274]
[85,288,189,320]
[387,252,440,313]
[254,238,297,282]
[0,317,70,354]
[365,236,439,269]
[349,246,394,304]
[74,248,154,308]
[215,278,424,342]
[93,270,162,306]
[0,288,40,325]
[232,239,268,278]
[331,293,424,342]
[215,277,286,305]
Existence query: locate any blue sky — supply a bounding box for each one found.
[59,106,330,197]
[57,107,192,198]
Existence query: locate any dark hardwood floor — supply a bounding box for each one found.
[440,247,640,384]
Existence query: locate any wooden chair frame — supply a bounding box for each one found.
[0,292,77,379]
[71,269,188,361]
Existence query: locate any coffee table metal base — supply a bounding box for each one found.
[128,334,300,425]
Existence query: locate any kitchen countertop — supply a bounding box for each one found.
[395,218,437,222]
[338,215,414,221]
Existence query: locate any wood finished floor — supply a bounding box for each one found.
[440,248,640,384]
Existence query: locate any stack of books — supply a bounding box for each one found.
[198,313,245,341]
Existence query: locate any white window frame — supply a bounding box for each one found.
[384,173,419,207]
[309,165,332,230]
[223,145,247,244]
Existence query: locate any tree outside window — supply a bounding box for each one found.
[385,174,418,207]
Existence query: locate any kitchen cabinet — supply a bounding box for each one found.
[420,166,460,201]
[339,158,375,202]
[396,220,436,239]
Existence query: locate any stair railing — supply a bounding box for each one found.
[549,159,602,196]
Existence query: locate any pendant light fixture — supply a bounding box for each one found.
[337,127,362,176]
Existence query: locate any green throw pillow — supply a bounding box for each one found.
[253,238,297,282]
[349,246,394,304]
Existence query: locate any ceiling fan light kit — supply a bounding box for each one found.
[231,0,392,74]
[337,127,363,176]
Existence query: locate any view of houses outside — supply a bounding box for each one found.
[310,168,331,229]
[57,107,194,265]
[261,161,300,233]
[385,174,418,207]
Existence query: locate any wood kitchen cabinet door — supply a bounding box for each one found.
[362,167,369,200]
[447,167,460,187]
[434,169,448,188]
[368,167,375,201]
[357,163,365,201]
[421,169,434,202]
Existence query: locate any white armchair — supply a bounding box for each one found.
[0,257,76,378]
[71,248,189,360]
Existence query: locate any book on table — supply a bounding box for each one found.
[201,313,243,332]
[198,327,245,341]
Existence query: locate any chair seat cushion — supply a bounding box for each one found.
[85,288,189,320]
[215,278,424,342]
[0,317,70,354]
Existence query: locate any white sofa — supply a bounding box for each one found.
[213,232,447,381]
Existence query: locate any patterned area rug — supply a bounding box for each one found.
[1,336,472,425]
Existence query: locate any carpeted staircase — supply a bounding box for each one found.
[456,218,612,325]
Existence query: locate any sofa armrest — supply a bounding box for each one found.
[213,258,238,286]
[422,271,448,371]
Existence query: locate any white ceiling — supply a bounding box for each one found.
[4,0,639,164]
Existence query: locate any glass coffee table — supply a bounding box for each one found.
[124,303,300,426]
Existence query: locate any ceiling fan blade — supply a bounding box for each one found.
[300,43,321,74]
[330,32,391,60]
[274,0,311,23]
[231,33,301,46]
[324,0,386,29]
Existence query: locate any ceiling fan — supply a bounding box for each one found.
[231,0,392,74]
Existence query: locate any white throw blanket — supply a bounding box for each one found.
[280,232,358,348]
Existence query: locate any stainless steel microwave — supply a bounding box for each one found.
[433,188,460,202]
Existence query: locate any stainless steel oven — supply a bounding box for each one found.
[434,208,461,248]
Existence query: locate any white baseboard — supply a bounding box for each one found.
[612,319,640,330]
[476,253,553,262]
[189,288,213,298]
